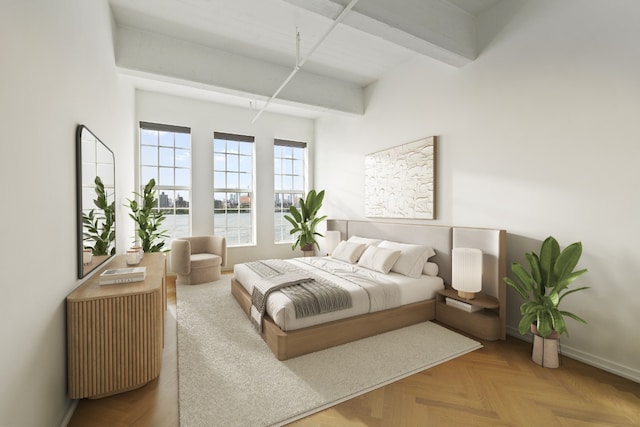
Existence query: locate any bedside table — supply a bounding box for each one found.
[435,288,501,341]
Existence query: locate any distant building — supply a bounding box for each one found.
[239,195,251,208]
[159,191,171,208]
[175,193,189,208]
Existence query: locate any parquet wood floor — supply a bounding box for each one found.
[69,276,640,426]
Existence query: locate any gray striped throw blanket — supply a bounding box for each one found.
[246,260,352,333]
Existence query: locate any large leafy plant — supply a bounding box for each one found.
[82,176,116,256]
[284,189,327,251]
[505,236,589,338]
[127,178,169,253]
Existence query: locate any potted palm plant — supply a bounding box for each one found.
[284,189,327,254]
[505,236,589,367]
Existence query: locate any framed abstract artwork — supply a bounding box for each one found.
[364,136,436,219]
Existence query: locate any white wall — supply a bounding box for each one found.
[136,91,315,267]
[0,1,135,425]
[315,0,640,381]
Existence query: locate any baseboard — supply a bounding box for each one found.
[506,326,639,383]
[60,399,78,427]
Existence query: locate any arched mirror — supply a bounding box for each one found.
[76,125,116,278]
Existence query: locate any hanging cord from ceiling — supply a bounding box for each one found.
[251,0,359,123]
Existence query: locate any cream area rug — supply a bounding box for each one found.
[176,278,481,427]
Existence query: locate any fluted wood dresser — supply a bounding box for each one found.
[67,252,166,399]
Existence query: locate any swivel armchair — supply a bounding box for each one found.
[171,235,227,285]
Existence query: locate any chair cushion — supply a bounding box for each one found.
[191,253,222,269]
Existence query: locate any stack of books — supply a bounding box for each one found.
[445,297,483,313]
[100,266,147,285]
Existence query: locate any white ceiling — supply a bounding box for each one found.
[109,0,502,118]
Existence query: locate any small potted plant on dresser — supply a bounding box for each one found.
[505,236,589,368]
[284,189,327,256]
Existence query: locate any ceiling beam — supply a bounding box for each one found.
[114,25,365,116]
[284,0,477,67]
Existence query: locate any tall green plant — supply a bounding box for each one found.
[127,178,169,253]
[505,236,589,338]
[284,189,327,251]
[82,176,116,256]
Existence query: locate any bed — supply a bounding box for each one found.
[231,220,505,360]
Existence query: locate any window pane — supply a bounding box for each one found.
[159,147,174,167]
[293,159,303,175]
[214,171,226,188]
[282,146,293,158]
[175,133,190,149]
[227,154,239,172]
[227,140,239,154]
[141,129,158,146]
[141,166,157,185]
[175,190,190,210]
[159,131,173,147]
[158,167,174,186]
[283,158,293,174]
[214,139,226,153]
[175,148,190,168]
[158,190,173,209]
[213,153,226,171]
[239,143,252,156]
[239,155,251,173]
[175,168,190,186]
[239,173,251,189]
[227,172,239,188]
[141,146,158,166]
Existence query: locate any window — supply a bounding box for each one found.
[274,139,307,243]
[139,122,191,244]
[213,132,254,246]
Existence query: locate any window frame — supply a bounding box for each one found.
[273,138,307,244]
[138,121,192,243]
[213,132,255,247]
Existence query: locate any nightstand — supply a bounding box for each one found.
[435,288,501,341]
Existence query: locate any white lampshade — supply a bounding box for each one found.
[452,248,483,299]
[324,230,341,256]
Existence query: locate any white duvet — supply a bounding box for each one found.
[233,256,444,331]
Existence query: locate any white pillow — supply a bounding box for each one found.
[422,261,439,276]
[347,235,382,247]
[378,240,436,278]
[331,241,367,264]
[357,246,401,274]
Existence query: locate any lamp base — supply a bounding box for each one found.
[457,290,477,300]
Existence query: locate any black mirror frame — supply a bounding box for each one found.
[76,125,116,278]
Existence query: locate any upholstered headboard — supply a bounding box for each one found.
[327,219,506,297]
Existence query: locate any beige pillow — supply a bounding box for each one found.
[331,241,367,263]
[357,246,401,274]
[378,241,436,278]
[347,235,382,247]
[422,261,439,276]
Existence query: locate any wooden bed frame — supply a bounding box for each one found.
[231,278,435,360]
[230,220,506,360]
